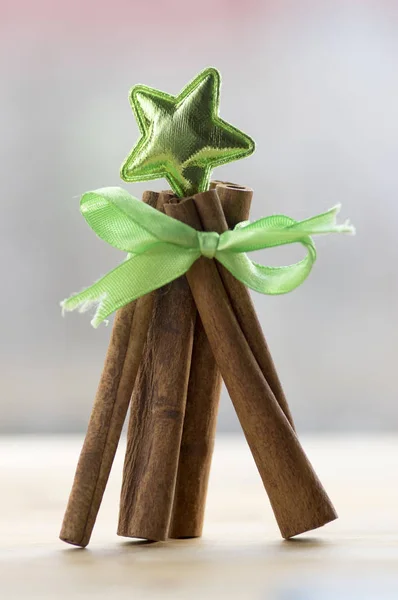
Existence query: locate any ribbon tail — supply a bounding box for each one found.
[61,245,199,327]
[219,205,355,253]
[217,240,316,295]
[289,204,356,235]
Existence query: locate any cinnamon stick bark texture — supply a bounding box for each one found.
[168,316,221,538]
[60,191,159,548]
[165,193,337,539]
[198,184,295,429]
[169,184,257,539]
[117,192,196,542]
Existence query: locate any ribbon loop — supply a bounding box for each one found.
[61,188,354,327]
[197,231,220,259]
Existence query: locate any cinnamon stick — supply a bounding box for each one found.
[198,183,295,428]
[165,192,337,539]
[167,316,221,539]
[169,183,256,539]
[117,193,197,542]
[60,191,159,547]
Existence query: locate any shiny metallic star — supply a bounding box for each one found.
[120,67,255,197]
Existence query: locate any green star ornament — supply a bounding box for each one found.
[120,67,255,198]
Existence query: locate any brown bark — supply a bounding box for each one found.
[165,192,337,539]
[117,193,197,542]
[167,185,256,539]
[169,183,257,538]
[60,191,159,548]
[197,184,295,428]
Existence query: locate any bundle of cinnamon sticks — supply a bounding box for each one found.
[60,182,337,547]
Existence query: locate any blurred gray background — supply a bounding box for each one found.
[1,0,397,433]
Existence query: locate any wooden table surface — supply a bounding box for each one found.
[1,435,397,599]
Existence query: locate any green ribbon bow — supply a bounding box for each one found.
[61,187,354,327]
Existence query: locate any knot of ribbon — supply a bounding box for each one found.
[61,187,354,327]
[197,231,220,258]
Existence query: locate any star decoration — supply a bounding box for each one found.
[120,67,255,197]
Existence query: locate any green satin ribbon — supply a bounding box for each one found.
[61,187,354,327]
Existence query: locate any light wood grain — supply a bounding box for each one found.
[0,435,398,599]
